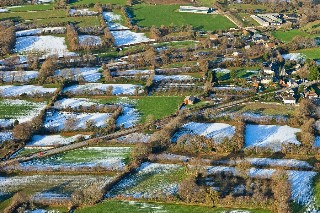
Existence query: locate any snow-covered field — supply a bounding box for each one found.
[54,67,101,82]
[53,98,110,110]
[63,83,143,96]
[106,162,182,199]
[102,12,129,30]
[245,124,301,151]
[116,105,140,128]
[69,8,98,16]
[26,134,88,147]
[44,111,111,131]
[14,35,75,58]
[112,69,154,77]
[0,99,47,128]
[0,131,13,144]
[0,85,57,97]
[0,71,38,82]
[16,27,65,37]
[17,147,132,171]
[172,122,236,143]
[153,75,195,82]
[213,68,230,73]
[78,35,102,46]
[111,30,153,46]
[0,174,114,198]
[219,158,313,170]
[282,53,306,63]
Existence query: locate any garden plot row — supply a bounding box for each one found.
[0,99,47,129]
[0,67,101,84]
[151,153,313,170]
[172,122,303,151]
[4,146,132,172]
[0,85,57,97]
[0,174,115,202]
[106,162,185,199]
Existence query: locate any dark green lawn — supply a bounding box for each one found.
[131,4,236,31]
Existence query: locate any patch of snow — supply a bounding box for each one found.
[102,12,129,30]
[153,75,194,82]
[63,83,143,96]
[69,8,98,16]
[16,27,65,37]
[0,131,13,144]
[172,122,236,143]
[282,53,306,63]
[245,124,301,151]
[14,35,76,58]
[0,85,57,97]
[54,67,101,82]
[44,111,111,131]
[0,99,47,128]
[116,105,140,128]
[106,162,181,199]
[112,69,154,77]
[213,68,230,73]
[0,71,38,82]
[78,35,102,46]
[111,30,153,46]
[26,134,88,147]
[0,8,8,13]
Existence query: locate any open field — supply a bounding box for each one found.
[75,200,271,213]
[0,10,100,27]
[131,4,236,31]
[294,48,320,60]
[135,96,184,122]
[8,4,54,12]
[226,102,295,116]
[272,29,310,43]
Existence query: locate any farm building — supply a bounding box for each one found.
[179,6,215,14]
[251,14,284,27]
[184,96,199,105]
[282,95,296,104]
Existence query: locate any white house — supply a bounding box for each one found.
[282,95,296,104]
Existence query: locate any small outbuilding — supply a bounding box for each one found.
[184,96,199,105]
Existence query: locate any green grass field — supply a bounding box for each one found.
[227,102,295,116]
[272,29,310,43]
[69,0,127,6]
[131,4,236,31]
[97,96,184,123]
[0,99,45,119]
[41,147,132,164]
[8,4,53,12]
[135,96,184,122]
[75,200,271,213]
[0,9,99,27]
[294,47,320,60]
